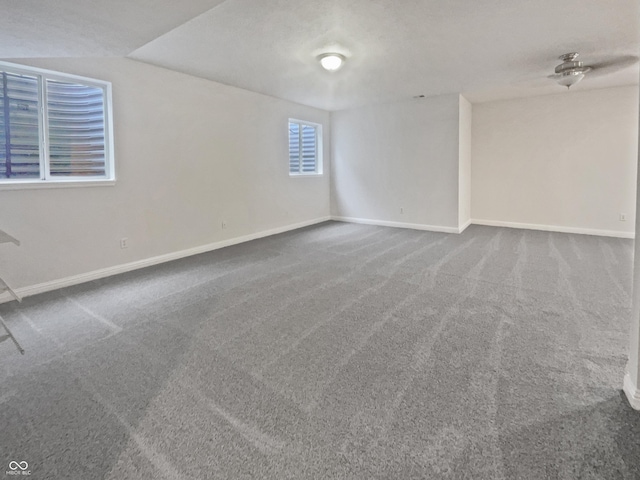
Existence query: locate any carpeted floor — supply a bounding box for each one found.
[1,221,639,479]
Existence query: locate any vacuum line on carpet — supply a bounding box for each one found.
[179,377,286,456]
[76,369,185,480]
[64,294,123,334]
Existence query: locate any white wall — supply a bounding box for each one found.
[472,86,639,237]
[0,57,330,291]
[624,84,640,410]
[458,95,472,228]
[331,94,462,231]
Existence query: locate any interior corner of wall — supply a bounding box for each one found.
[459,93,472,107]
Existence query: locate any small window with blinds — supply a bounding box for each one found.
[288,119,322,175]
[0,61,114,186]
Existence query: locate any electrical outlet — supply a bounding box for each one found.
[620,213,627,222]
[120,237,128,249]
[222,221,227,229]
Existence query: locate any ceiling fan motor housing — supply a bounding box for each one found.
[555,53,592,75]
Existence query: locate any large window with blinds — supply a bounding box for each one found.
[0,62,113,186]
[288,119,322,175]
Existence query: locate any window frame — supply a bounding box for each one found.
[288,118,323,177]
[0,60,115,190]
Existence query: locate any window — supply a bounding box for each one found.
[288,119,322,175]
[0,61,114,186]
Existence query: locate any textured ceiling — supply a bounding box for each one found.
[0,0,227,57]
[1,0,638,110]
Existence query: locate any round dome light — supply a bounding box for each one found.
[319,53,345,71]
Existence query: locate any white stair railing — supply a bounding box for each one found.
[0,229,24,355]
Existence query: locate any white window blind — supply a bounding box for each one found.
[288,119,321,175]
[0,72,40,179]
[0,61,113,186]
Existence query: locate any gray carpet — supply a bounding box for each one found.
[1,221,639,479]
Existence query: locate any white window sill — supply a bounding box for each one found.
[289,173,323,177]
[0,179,116,191]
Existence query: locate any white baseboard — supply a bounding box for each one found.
[331,216,460,234]
[623,373,640,410]
[0,216,331,304]
[471,219,634,239]
[458,218,472,233]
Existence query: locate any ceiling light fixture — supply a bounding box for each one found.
[556,71,585,89]
[318,53,345,71]
[553,53,591,89]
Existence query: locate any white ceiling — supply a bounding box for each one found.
[0,0,227,57]
[2,0,638,110]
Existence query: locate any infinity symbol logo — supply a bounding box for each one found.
[8,461,28,471]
